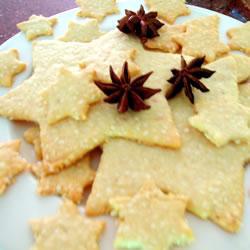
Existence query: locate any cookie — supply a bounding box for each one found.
[145,0,190,24]
[60,19,105,43]
[227,22,250,55]
[144,24,185,53]
[36,156,95,203]
[42,67,102,124]
[0,140,29,194]
[110,182,193,250]
[173,15,229,62]
[239,82,250,108]
[86,93,250,232]
[0,31,184,174]
[30,200,105,250]
[17,15,57,40]
[232,54,250,83]
[24,125,42,160]
[76,0,119,21]
[189,56,250,147]
[0,49,26,87]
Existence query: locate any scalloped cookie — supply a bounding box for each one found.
[17,15,57,40]
[173,15,229,62]
[76,0,119,21]
[145,0,190,24]
[60,19,105,43]
[30,200,105,250]
[0,140,29,194]
[110,182,194,250]
[0,49,26,87]
[227,22,250,55]
[86,93,250,232]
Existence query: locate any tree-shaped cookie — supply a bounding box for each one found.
[110,182,193,250]
[0,49,26,87]
[30,200,105,250]
[87,89,250,232]
[0,31,185,175]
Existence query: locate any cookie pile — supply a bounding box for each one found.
[0,0,250,249]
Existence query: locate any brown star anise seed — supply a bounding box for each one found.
[117,5,164,43]
[94,62,161,113]
[166,56,216,104]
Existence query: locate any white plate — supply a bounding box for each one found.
[0,0,249,250]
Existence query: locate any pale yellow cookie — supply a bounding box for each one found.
[0,49,26,87]
[24,125,42,160]
[60,19,105,43]
[227,22,250,55]
[144,24,185,53]
[30,200,105,250]
[17,15,57,40]
[76,0,119,21]
[36,156,95,203]
[145,0,190,24]
[43,67,102,124]
[239,82,250,107]
[87,93,250,232]
[0,31,184,174]
[189,56,250,147]
[0,140,29,194]
[232,54,250,83]
[110,182,193,250]
[173,15,229,62]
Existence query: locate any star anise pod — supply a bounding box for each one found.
[117,5,164,43]
[166,56,216,104]
[94,62,161,113]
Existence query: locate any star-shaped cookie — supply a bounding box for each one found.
[173,15,229,62]
[36,156,95,204]
[30,200,105,250]
[0,49,26,87]
[110,182,194,250]
[0,31,184,175]
[24,125,42,160]
[87,90,250,232]
[60,19,105,43]
[189,56,250,147]
[145,24,185,53]
[227,22,250,55]
[17,15,57,40]
[0,140,29,194]
[239,82,250,108]
[42,67,102,124]
[232,54,250,83]
[76,0,119,21]
[145,0,190,24]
